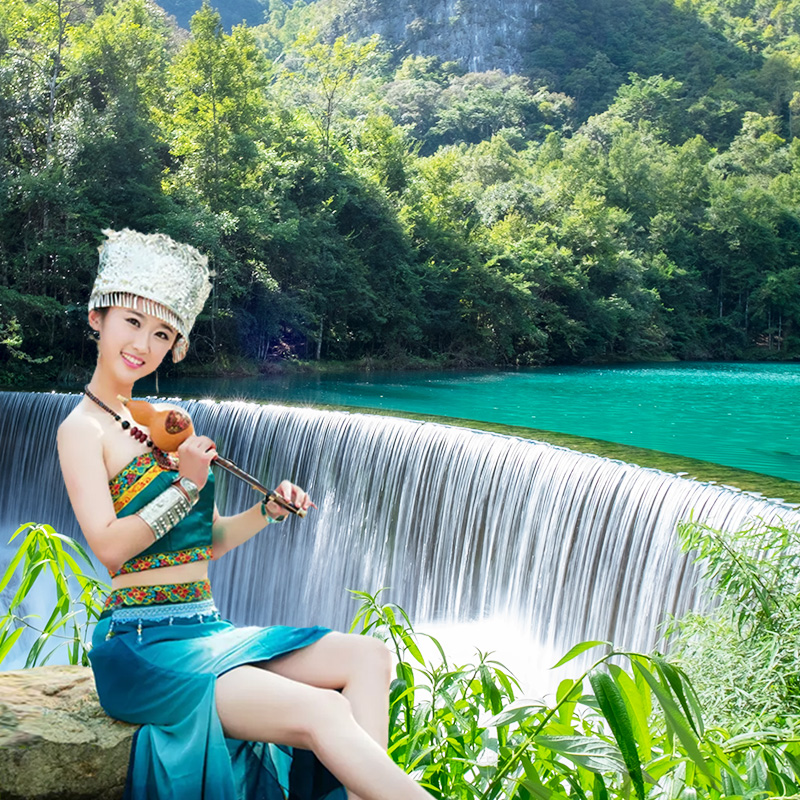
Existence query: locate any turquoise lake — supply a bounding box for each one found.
[143,362,800,482]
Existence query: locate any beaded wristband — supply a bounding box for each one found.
[260,498,287,525]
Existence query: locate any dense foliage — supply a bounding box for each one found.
[669,516,800,734]
[0,0,799,384]
[353,587,800,799]
[4,517,800,798]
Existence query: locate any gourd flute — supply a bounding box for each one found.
[118,396,307,518]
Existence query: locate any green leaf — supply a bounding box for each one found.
[608,663,652,761]
[555,678,582,726]
[8,522,36,543]
[652,655,703,738]
[521,755,569,799]
[550,640,611,669]
[633,661,718,788]
[482,700,546,728]
[479,664,503,715]
[400,630,425,665]
[420,632,449,669]
[533,734,627,774]
[593,773,609,800]
[0,526,37,594]
[589,669,646,799]
[0,626,24,664]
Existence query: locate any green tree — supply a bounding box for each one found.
[166,2,271,211]
[281,31,380,159]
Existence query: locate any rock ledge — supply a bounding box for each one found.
[0,665,133,800]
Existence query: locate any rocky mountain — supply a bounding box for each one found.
[313,0,541,74]
[152,0,540,72]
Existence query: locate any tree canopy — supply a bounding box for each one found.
[0,0,799,383]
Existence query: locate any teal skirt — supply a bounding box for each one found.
[90,595,347,799]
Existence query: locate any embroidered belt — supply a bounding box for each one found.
[102,578,213,615]
[101,579,219,640]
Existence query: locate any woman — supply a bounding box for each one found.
[57,228,431,800]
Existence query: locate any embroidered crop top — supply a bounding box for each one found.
[108,451,215,577]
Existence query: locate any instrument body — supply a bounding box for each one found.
[118,397,306,517]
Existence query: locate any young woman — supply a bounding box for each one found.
[57,229,432,800]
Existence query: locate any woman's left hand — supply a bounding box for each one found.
[265,479,317,518]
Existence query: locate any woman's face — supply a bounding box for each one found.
[89,304,178,379]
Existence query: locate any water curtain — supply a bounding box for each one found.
[0,392,795,679]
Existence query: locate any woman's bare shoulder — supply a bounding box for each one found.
[58,402,102,436]
[57,403,104,457]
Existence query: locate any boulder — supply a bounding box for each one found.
[0,665,133,800]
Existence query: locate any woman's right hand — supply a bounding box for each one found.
[177,434,217,490]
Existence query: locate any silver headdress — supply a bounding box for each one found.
[88,229,212,362]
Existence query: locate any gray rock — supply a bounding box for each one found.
[0,665,133,800]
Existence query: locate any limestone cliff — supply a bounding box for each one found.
[317,0,543,73]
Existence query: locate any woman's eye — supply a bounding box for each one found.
[127,317,140,327]
[156,331,169,341]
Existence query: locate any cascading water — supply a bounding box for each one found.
[1,391,796,690]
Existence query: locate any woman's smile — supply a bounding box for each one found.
[121,351,146,369]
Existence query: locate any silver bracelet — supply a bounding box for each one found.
[172,476,200,505]
[136,478,198,541]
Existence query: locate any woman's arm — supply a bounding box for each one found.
[57,410,219,575]
[57,413,160,575]
[211,480,314,559]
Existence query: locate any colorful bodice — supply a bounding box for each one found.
[108,452,215,577]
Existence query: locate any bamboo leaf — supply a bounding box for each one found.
[8,523,36,543]
[589,669,646,799]
[551,640,611,669]
[520,755,570,799]
[400,630,426,665]
[633,661,717,788]
[608,663,652,761]
[533,734,627,774]
[593,773,609,800]
[652,655,703,738]
[481,699,546,728]
[9,562,46,612]
[58,534,96,571]
[0,532,33,595]
[556,678,582,726]
[419,631,449,668]
[0,627,24,664]
[479,664,503,715]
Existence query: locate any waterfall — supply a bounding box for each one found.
[1,391,796,690]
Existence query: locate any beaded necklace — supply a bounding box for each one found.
[84,385,154,445]
[84,386,179,471]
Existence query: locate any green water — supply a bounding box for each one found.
[146,362,800,482]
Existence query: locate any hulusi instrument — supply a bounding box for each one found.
[118,396,307,518]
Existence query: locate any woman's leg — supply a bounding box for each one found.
[260,632,392,747]
[215,664,430,800]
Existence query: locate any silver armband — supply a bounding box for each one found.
[137,477,199,541]
[172,476,200,505]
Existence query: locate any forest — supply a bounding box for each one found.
[1,0,799,382]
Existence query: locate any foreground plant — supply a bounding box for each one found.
[350,589,800,799]
[669,516,800,735]
[0,522,108,668]
[4,520,800,797]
